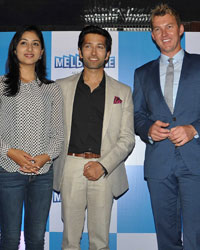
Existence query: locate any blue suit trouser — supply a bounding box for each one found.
[147,149,200,250]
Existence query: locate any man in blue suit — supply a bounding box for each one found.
[133,4,200,250]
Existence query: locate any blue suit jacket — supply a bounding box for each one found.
[133,51,200,179]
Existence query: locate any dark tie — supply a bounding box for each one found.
[164,58,174,113]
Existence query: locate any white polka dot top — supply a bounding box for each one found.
[0,76,64,175]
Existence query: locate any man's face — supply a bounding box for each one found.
[151,14,184,57]
[79,33,110,70]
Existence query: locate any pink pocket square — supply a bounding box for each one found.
[113,96,122,104]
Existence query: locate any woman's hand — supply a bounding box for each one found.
[32,154,51,169]
[7,149,50,174]
[7,148,39,173]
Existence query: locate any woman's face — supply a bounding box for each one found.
[15,31,43,67]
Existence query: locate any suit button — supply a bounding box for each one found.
[172,117,176,121]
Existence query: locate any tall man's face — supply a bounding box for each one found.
[151,14,184,57]
[79,33,110,70]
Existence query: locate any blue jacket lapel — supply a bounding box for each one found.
[173,51,189,114]
[150,58,173,113]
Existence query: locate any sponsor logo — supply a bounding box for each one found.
[54,54,115,68]
[105,57,115,68]
[55,54,82,68]
[53,192,62,203]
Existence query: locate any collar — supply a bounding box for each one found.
[79,70,105,88]
[160,49,184,64]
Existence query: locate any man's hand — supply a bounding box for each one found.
[7,148,38,174]
[83,161,105,181]
[168,125,197,146]
[148,120,170,141]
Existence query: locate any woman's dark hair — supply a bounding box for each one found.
[4,25,52,96]
[78,25,112,53]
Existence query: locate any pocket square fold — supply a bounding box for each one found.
[113,96,122,104]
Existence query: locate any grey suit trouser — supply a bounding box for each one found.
[61,155,113,250]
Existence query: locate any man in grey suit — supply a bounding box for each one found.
[53,25,135,250]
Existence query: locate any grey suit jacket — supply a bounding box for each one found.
[53,72,135,198]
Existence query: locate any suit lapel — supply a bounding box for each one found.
[102,74,115,140]
[63,74,80,145]
[151,59,162,95]
[173,51,189,113]
[151,59,171,109]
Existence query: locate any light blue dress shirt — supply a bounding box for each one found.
[159,49,184,108]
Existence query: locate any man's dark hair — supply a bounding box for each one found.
[78,25,112,53]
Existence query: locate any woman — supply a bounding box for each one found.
[0,26,64,249]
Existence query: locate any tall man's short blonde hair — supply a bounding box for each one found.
[150,4,181,30]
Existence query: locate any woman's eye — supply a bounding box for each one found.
[33,42,40,46]
[20,41,27,45]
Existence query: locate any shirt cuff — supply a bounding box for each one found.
[148,135,154,144]
[98,162,108,176]
[1,145,10,159]
[102,166,108,176]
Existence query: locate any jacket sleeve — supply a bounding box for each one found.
[133,69,154,144]
[99,86,135,175]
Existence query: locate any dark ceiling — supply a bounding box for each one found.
[0,0,199,31]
